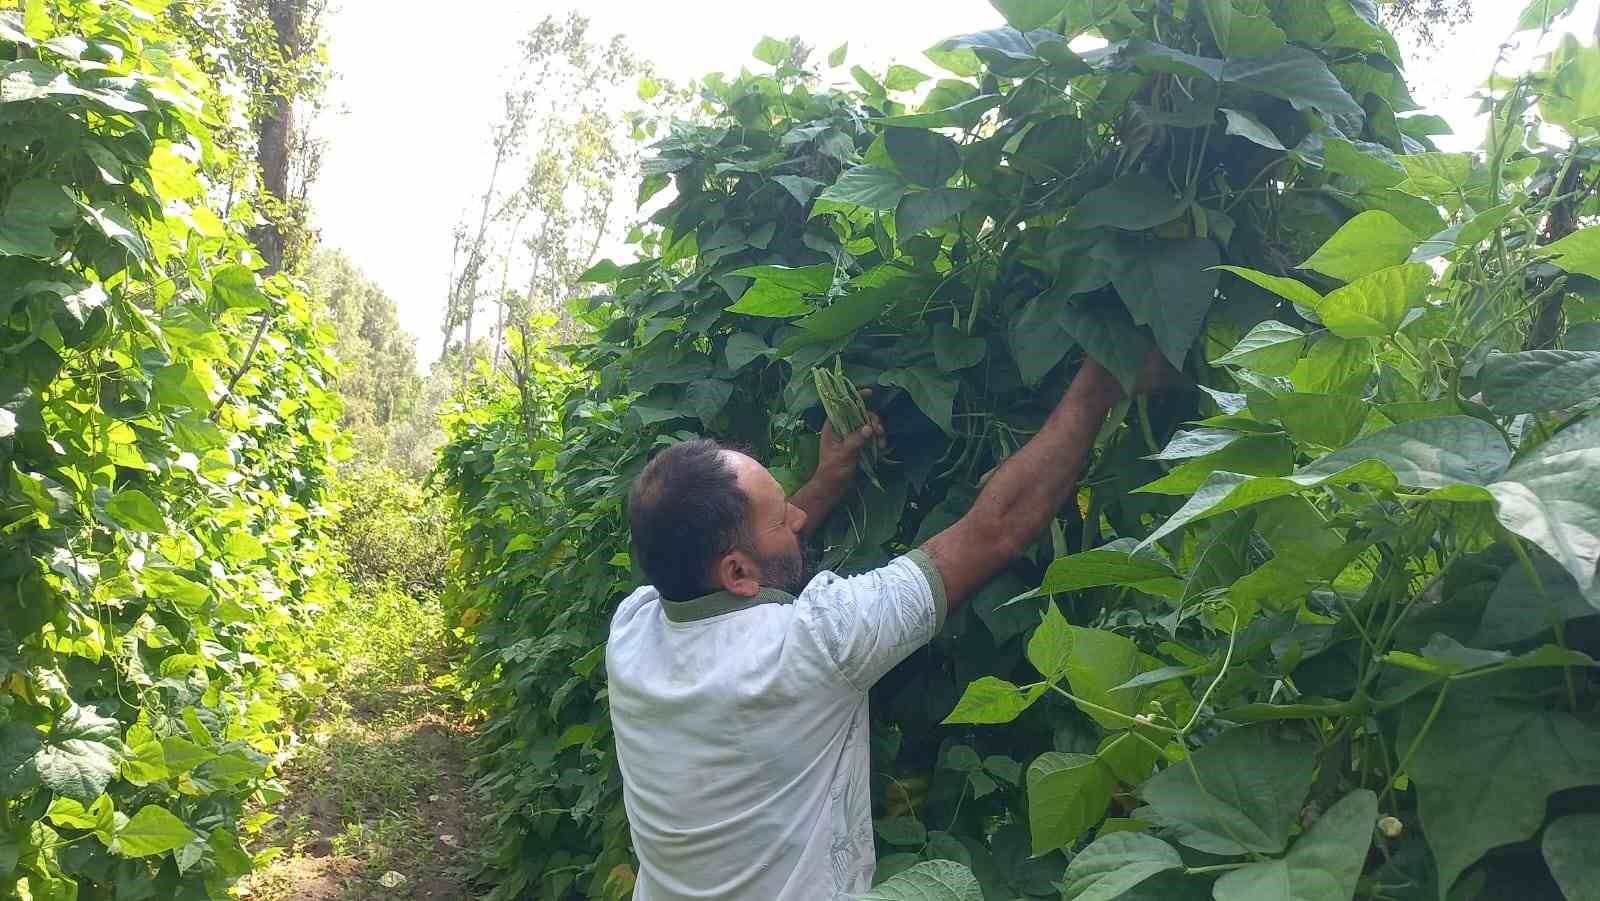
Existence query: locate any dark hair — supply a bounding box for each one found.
[628,438,751,601]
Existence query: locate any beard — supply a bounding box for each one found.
[753,541,818,596]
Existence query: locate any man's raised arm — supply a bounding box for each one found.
[920,357,1135,611]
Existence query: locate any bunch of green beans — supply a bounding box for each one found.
[814,357,881,487]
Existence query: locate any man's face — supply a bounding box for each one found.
[724,451,812,595]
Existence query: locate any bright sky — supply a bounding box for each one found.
[310,1,1600,367]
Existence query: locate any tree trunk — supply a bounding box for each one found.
[251,0,301,274]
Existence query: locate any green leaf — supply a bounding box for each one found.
[1214,266,1323,310]
[1315,263,1431,338]
[1142,416,1511,546]
[1068,175,1188,231]
[1139,724,1315,855]
[686,379,733,424]
[897,189,976,236]
[1402,699,1600,897]
[924,41,981,77]
[828,42,848,67]
[1396,153,1472,199]
[112,805,198,858]
[753,36,790,66]
[1473,547,1598,646]
[817,165,910,211]
[1487,413,1600,602]
[859,859,983,901]
[144,569,211,611]
[158,737,215,775]
[1222,47,1364,118]
[1062,626,1181,730]
[1059,297,1154,394]
[884,64,930,92]
[1219,108,1285,150]
[1107,238,1221,369]
[886,130,961,188]
[1301,211,1417,282]
[1544,224,1600,278]
[120,725,167,787]
[1061,832,1183,901]
[880,366,957,435]
[932,324,986,372]
[1541,35,1600,135]
[35,705,120,803]
[0,179,73,258]
[1543,814,1600,901]
[1323,137,1405,189]
[875,816,927,846]
[1479,351,1600,414]
[730,263,834,294]
[1027,752,1117,854]
[987,0,1063,30]
[1201,0,1232,53]
[1042,538,1182,599]
[1518,0,1580,30]
[1213,320,1306,375]
[1276,393,1368,450]
[1010,291,1076,387]
[105,489,165,533]
[725,282,812,318]
[942,677,1046,725]
[880,94,1004,129]
[725,332,770,371]
[1152,428,1243,461]
[1026,602,1074,681]
[1137,436,1295,496]
[1211,789,1377,901]
[46,794,115,844]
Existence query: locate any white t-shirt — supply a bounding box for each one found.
[606,551,946,901]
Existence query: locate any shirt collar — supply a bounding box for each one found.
[660,586,796,623]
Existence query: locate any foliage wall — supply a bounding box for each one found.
[439,1,1600,900]
[1,4,346,897]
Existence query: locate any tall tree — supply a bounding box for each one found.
[1381,0,1473,47]
[441,14,654,386]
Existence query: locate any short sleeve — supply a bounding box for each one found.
[795,551,947,693]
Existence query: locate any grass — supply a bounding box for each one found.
[236,586,479,901]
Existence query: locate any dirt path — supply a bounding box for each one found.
[238,590,481,901]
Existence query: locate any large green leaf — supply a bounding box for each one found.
[1027,752,1117,854]
[879,94,1003,129]
[1107,238,1220,369]
[860,859,984,901]
[1473,547,1599,646]
[942,677,1046,725]
[1401,699,1600,897]
[1062,833,1184,901]
[1210,789,1377,901]
[1061,626,1180,729]
[1542,35,1600,135]
[35,705,120,803]
[1518,0,1580,30]
[729,263,834,294]
[1542,814,1600,901]
[1042,538,1182,599]
[1219,107,1286,150]
[1478,350,1600,414]
[1025,601,1074,681]
[817,165,909,211]
[1487,414,1600,602]
[0,179,74,258]
[886,129,960,188]
[1213,320,1306,375]
[1142,416,1512,546]
[1139,724,1315,856]
[1222,47,1364,118]
[897,188,977,236]
[111,805,197,858]
[1542,224,1600,278]
[987,0,1063,30]
[1314,263,1431,338]
[1059,296,1152,393]
[1301,211,1417,282]
[725,281,812,318]
[1276,393,1367,450]
[880,366,957,435]
[1068,175,1188,231]
[1010,291,1076,386]
[932,324,986,372]
[105,488,165,533]
[1214,266,1323,309]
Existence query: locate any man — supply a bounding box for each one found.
[607,354,1151,899]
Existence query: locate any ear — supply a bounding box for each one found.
[712,550,762,598]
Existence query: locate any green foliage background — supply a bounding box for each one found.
[438,1,1600,900]
[0,3,347,897]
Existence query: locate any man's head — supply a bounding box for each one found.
[628,439,813,601]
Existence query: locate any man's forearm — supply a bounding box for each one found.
[923,360,1123,606]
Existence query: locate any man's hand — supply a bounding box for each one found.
[792,391,885,536]
[815,390,885,484]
